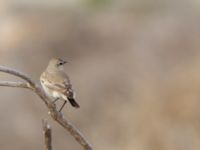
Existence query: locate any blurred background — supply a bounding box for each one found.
[0,0,200,150]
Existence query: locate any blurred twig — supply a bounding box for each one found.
[43,120,52,150]
[0,66,93,150]
[0,81,29,88]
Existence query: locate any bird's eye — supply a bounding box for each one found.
[57,60,66,66]
[58,62,63,66]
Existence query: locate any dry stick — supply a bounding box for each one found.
[0,81,29,88]
[43,120,52,150]
[0,66,92,150]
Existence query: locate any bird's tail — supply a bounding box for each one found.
[68,98,80,108]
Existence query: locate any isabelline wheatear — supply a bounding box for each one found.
[40,58,80,112]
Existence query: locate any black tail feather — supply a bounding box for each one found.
[68,98,80,108]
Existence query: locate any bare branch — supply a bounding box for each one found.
[43,120,52,150]
[0,66,93,150]
[0,81,30,89]
[0,66,35,86]
[55,115,92,150]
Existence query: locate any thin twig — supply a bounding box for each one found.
[0,66,35,86]
[0,81,30,89]
[0,66,93,150]
[43,120,52,150]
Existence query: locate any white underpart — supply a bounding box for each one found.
[40,81,67,101]
[40,78,76,102]
[52,91,68,100]
[73,91,76,99]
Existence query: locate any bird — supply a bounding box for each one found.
[40,58,80,112]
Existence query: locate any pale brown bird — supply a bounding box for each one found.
[40,58,80,112]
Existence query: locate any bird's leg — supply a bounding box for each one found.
[59,101,67,112]
[53,98,59,103]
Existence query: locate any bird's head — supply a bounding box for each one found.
[47,58,67,71]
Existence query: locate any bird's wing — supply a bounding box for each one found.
[53,81,75,99]
[41,72,74,98]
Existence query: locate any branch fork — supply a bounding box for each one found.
[0,66,92,150]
